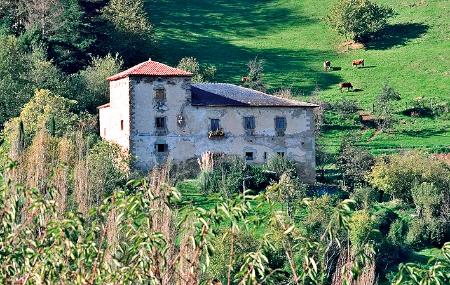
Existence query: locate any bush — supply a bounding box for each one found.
[369,151,450,202]
[265,155,297,177]
[387,218,409,246]
[337,137,375,191]
[327,0,395,42]
[349,210,381,247]
[351,187,379,209]
[406,219,429,247]
[199,156,246,197]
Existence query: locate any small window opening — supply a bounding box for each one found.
[245,152,254,161]
[263,152,267,160]
[210,119,220,131]
[277,152,285,157]
[244,116,255,130]
[155,88,166,101]
[103,128,106,137]
[155,117,166,129]
[120,120,124,130]
[155,143,168,153]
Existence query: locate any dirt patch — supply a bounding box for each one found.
[337,40,365,53]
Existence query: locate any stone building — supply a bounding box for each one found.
[98,60,318,182]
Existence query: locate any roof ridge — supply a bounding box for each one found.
[107,59,192,81]
[193,83,317,107]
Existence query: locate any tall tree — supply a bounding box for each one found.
[102,0,154,65]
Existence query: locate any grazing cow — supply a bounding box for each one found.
[323,60,331,71]
[241,76,250,83]
[352,59,364,67]
[339,82,353,92]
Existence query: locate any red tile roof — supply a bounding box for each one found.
[107,59,192,81]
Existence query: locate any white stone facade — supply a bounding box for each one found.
[99,74,317,182]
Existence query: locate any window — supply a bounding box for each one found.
[155,117,166,129]
[244,116,255,130]
[155,88,166,101]
[275,117,286,130]
[120,120,124,130]
[263,152,267,160]
[210,119,220,131]
[245,152,254,161]
[155,143,168,153]
[275,116,286,136]
[103,128,106,137]
[277,152,285,157]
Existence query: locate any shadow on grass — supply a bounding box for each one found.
[366,23,429,50]
[358,65,376,69]
[147,0,342,93]
[400,128,448,138]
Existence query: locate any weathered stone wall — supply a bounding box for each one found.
[126,76,316,182]
[99,77,130,149]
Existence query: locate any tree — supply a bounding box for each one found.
[71,54,123,112]
[375,83,400,130]
[242,57,266,92]
[177,57,216,83]
[0,35,31,127]
[337,137,374,191]
[3,89,77,146]
[327,0,395,42]
[102,0,153,64]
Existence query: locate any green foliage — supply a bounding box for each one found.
[71,54,123,111]
[3,89,77,145]
[327,0,395,41]
[199,156,246,197]
[303,195,337,238]
[375,83,401,130]
[177,57,216,83]
[387,218,409,246]
[337,137,375,191]
[0,35,31,127]
[265,154,296,177]
[102,0,153,63]
[369,151,450,203]
[349,210,380,247]
[393,242,450,284]
[350,187,379,209]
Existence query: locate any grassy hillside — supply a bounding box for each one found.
[147,0,450,153]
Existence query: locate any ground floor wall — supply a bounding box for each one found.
[131,132,316,183]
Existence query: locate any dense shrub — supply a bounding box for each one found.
[369,151,450,203]
[199,156,246,196]
[337,138,375,191]
[265,155,297,177]
[351,187,380,209]
[349,210,381,247]
[387,218,409,246]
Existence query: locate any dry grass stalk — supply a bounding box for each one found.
[273,88,293,99]
[198,151,214,172]
[52,137,74,214]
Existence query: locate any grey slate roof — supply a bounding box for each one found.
[191,83,317,108]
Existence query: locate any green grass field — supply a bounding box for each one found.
[146,0,450,153]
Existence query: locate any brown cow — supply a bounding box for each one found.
[323,60,331,71]
[352,59,364,67]
[339,82,353,92]
[241,76,250,83]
